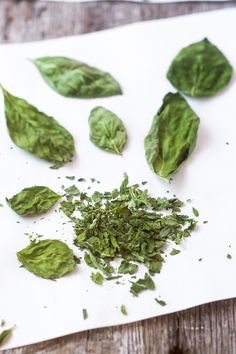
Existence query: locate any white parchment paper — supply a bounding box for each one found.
[0,8,236,350]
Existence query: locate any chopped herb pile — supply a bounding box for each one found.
[60,174,197,295]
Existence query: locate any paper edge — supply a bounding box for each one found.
[1,292,235,351]
[0,7,235,47]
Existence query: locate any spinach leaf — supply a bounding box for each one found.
[144,92,200,181]
[1,86,74,165]
[167,38,233,97]
[89,106,127,154]
[130,273,155,296]
[17,239,77,279]
[32,56,122,98]
[7,186,61,216]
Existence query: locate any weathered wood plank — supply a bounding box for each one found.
[1,1,236,353]
[0,1,235,44]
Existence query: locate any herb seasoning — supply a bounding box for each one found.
[60,174,197,295]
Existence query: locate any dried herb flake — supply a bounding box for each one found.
[121,304,127,315]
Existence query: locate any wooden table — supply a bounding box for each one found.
[1,1,236,353]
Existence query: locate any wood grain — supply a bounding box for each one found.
[1,1,236,353]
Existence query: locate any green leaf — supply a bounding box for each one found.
[17,239,77,279]
[144,92,200,180]
[89,106,127,154]
[155,298,167,306]
[130,273,155,296]
[167,38,233,97]
[7,186,61,216]
[1,86,75,165]
[118,260,138,275]
[82,308,88,320]
[32,56,122,98]
[192,207,199,217]
[90,271,104,285]
[121,304,127,315]
[0,328,13,346]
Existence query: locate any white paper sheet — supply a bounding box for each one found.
[0,8,236,350]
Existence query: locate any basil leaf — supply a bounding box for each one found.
[144,92,200,181]
[0,328,13,346]
[17,239,77,279]
[1,86,75,165]
[7,186,61,216]
[130,273,155,296]
[167,38,233,97]
[89,106,127,154]
[32,56,122,98]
